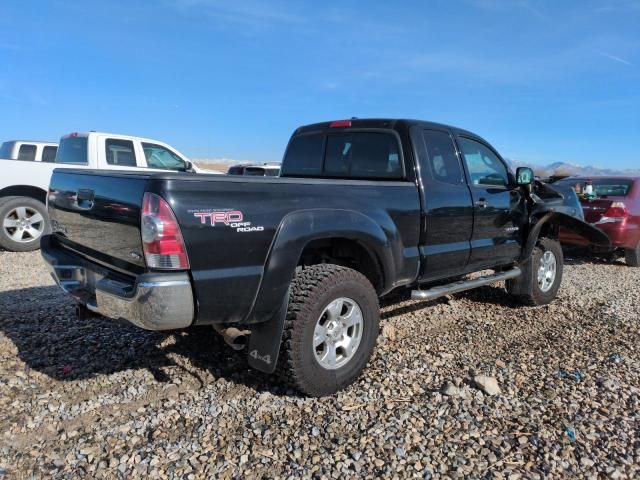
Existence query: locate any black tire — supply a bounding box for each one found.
[277,264,380,397]
[0,196,50,252]
[507,238,564,306]
[625,243,640,267]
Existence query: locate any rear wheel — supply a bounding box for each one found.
[277,264,380,396]
[507,237,564,306]
[0,196,50,252]
[625,243,640,267]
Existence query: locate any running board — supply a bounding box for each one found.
[411,267,521,301]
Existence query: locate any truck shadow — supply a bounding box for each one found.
[0,285,287,395]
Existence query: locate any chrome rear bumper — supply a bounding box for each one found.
[41,237,194,330]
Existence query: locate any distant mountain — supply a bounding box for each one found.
[508,159,640,178]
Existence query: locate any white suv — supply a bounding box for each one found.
[0,132,202,252]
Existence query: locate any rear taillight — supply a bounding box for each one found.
[599,201,629,224]
[604,202,629,219]
[141,192,189,270]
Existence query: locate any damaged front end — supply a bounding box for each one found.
[520,180,610,260]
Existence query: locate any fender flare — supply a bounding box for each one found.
[246,208,402,373]
[521,211,610,261]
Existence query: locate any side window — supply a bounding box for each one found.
[105,139,136,167]
[325,133,402,179]
[18,144,37,161]
[422,130,463,185]
[458,137,509,187]
[41,146,57,163]
[142,143,186,171]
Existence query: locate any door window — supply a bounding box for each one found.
[105,139,136,167]
[458,137,509,187]
[41,146,57,163]
[142,143,186,171]
[18,144,37,161]
[422,130,463,185]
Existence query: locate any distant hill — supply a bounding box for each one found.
[508,160,640,178]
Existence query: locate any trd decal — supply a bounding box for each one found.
[194,210,243,226]
[189,209,264,233]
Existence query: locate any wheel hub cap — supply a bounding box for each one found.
[537,250,557,293]
[313,297,364,370]
[3,206,45,243]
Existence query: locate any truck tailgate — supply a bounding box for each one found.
[47,169,149,271]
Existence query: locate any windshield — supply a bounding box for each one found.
[555,178,634,197]
[56,137,88,164]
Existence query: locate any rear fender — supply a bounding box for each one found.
[246,208,406,373]
[521,211,610,261]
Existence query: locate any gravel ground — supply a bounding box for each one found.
[0,250,638,479]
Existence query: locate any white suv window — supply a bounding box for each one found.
[105,139,136,166]
[142,143,186,171]
[18,144,37,161]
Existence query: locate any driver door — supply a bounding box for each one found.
[457,136,523,270]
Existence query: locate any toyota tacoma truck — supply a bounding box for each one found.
[41,119,608,396]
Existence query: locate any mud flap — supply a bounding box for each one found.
[247,290,290,373]
[508,255,533,295]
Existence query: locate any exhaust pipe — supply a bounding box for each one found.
[214,326,251,351]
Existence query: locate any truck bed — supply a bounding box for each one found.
[46,169,422,325]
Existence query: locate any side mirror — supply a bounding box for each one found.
[516,167,534,186]
[184,160,194,172]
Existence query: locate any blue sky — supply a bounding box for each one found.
[1,0,638,168]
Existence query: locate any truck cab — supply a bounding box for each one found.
[56,132,193,172]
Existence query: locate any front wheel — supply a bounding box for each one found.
[277,264,380,397]
[625,243,640,267]
[507,237,564,306]
[0,196,50,252]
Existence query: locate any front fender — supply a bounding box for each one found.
[521,211,610,261]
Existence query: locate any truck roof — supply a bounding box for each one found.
[61,131,172,144]
[1,140,58,146]
[294,118,482,139]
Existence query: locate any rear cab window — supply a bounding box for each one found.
[56,136,88,164]
[0,142,13,159]
[281,131,403,179]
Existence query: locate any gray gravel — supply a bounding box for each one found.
[0,250,638,479]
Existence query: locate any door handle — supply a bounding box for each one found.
[475,199,488,209]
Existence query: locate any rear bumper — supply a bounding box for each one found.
[41,236,194,330]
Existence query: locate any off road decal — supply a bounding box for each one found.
[189,208,264,233]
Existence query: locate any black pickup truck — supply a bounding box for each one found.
[42,119,608,396]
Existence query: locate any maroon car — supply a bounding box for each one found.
[557,177,640,266]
